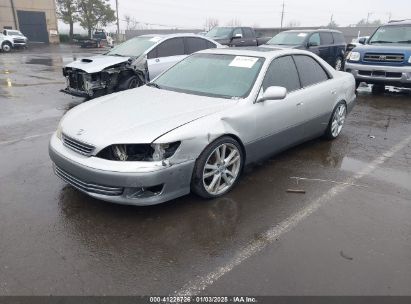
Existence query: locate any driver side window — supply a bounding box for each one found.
[309,33,320,46]
[232,28,242,37]
[262,56,301,93]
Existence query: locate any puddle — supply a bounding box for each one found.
[2,79,64,87]
[25,58,55,66]
[0,70,14,75]
[341,156,411,191]
[28,75,55,81]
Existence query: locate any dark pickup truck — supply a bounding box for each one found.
[205,27,271,47]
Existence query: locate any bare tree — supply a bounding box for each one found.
[226,18,242,27]
[204,17,219,31]
[286,20,301,28]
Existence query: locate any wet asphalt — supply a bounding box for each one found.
[0,45,410,296]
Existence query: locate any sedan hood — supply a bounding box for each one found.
[61,86,236,147]
[65,55,130,73]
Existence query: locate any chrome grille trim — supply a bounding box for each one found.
[62,134,95,156]
[55,166,124,196]
[363,53,404,63]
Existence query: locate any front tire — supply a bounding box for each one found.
[335,56,343,71]
[371,84,385,94]
[191,136,244,199]
[2,42,12,52]
[324,102,347,140]
[118,75,139,91]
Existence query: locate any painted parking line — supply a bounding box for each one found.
[0,131,54,146]
[174,134,411,296]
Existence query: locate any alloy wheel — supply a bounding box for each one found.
[331,104,346,137]
[202,143,242,196]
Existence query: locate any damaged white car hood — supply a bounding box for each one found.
[61,86,236,148]
[65,55,130,73]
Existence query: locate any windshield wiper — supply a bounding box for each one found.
[370,40,393,44]
[146,82,162,89]
[107,53,126,57]
[396,40,411,43]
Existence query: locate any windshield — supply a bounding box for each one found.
[206,27,233,39]
[106,36,159,57]
[152,53,264,99]
[266,32,308,45]
[368,25,411,44]
[8,30,23,36]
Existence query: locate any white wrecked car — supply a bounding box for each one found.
[62,33,222,98]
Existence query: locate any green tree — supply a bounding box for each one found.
[77,0,116,38]
[56,0,78,42]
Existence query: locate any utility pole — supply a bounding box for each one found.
[387,12,392,22]
[280,1,285,29]
[9,0,18,29]
[115,0,120,43]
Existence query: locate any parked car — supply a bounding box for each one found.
[205,26,271,47]
[264,29,347,70]
[77,29,114,48]
[2,29,28,48]
[62,33,223,98]
[50,47,356,205]
[0,33,14,52]
[345,20,411,93]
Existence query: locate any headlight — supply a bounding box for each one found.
[97,142,181,161]
[409,56,411,63]
[56,121,63,140]
[348,52,361,61]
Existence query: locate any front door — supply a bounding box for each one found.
[247,55,305,162]
[147,37,186,80]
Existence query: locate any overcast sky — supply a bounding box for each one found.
[59,0,410,33]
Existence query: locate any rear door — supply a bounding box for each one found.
[147,37,186,80]
[319,32,334,65]
[293,55,335,137]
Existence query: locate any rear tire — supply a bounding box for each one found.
[324,102,347,140]
[191,136,244,199]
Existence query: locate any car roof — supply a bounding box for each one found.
[197,46,315,59]
[282,29,343,33]
[385,19,411,26]
[139,33,206,38]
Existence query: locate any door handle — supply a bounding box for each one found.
[331,90,337,95]
[241,40,245,43]
[296,102,304,106]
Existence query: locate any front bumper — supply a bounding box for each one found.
[49,133,195,205]
[345,62,411,87]
[60,88,89,98]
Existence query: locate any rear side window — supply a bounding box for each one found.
[332,32,346,44]
[262,56,301,92]
[185,37,216,54]
[320,32,334,45]
[309,33,320,46]
[243,28,254,38]
[156,38,185,57]
[293,55,329,87]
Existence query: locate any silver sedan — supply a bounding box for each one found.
[49,47,356,205]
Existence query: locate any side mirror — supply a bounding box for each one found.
[308,41,319,47]
[232,33,243,39]
[358,37,366,44]
[257,86,287,103]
